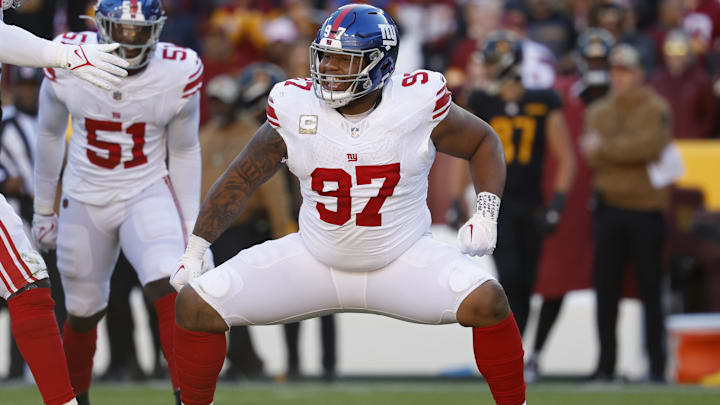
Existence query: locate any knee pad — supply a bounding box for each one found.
[62,278,109,318]
[446,258,489,294]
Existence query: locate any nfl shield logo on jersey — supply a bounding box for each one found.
[299,115,318,134]
[350,127,360,138]
[113,91,122,101]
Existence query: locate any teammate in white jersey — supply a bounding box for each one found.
[31,1,205,404]
[0,1,128,404]
[171,4,526,405]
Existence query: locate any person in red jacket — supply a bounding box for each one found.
[650,30,716,139]
[525,29,614,383]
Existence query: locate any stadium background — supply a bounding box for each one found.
[1,0,720,403]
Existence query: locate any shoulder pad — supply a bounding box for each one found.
[393,70,451,123]
[52,31,98,46]
[267,78,314,129]
[154,43,204,99]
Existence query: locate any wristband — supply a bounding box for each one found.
[34,200,56,216]
[186,234,211,260]
[476,192,501,223]
[49,42,68,69]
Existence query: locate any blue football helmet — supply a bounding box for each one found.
[92,0,166,69]
[310,4,400,108]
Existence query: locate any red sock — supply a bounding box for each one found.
[473,312,526,405]
[175,324,226,405]
[8,288,76,405]
[62,321,97,395]
[154,292,180,391]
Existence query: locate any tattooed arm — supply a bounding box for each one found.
[169,121,287,291]
[194,121,287,243]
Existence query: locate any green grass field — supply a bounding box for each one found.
[2,381,719,405]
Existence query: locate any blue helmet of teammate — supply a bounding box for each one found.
[310,4,400,108]
[2,0,23,10]
[93,0,166,69]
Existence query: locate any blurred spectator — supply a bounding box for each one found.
[504,2,559,88]
[389,0,425,74]
[419,2,460,73]
[647,0,685,65]
[3,0,55,39]
[525,28,615,383]
[650,30,715,138]
[447,0,504,88]
[581,44,670,382]
[524,0,577,60]
[571,28,615,104]
[160,0,202,51]
[208,0,267,50]
[466,32,575,337]
[200,25,257,123]
[67,0,91,32]
[456,0,556,96]
[200,65,293,379]
[285,0,318,39]
[283,39,312,79]
[262,17,300,68]
[682,0,720,60]
[589,1,657,71]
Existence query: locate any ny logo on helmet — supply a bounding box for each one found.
[378,24,397,50]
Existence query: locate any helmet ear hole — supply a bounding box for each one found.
[380,59,393,75]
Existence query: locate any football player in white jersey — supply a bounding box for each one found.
[0,1,128,404]
[31,1,205,404]
[171,4,526,405]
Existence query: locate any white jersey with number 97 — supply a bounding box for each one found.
[41,32,203,206]
[267,70,452,272]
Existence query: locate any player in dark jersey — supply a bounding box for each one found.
[467,31,575,336]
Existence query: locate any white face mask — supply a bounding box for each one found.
[94,13,166,70]
[2,0,22,11]
[310,43,386,108]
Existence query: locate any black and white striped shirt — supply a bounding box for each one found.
[0,106,37,221]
